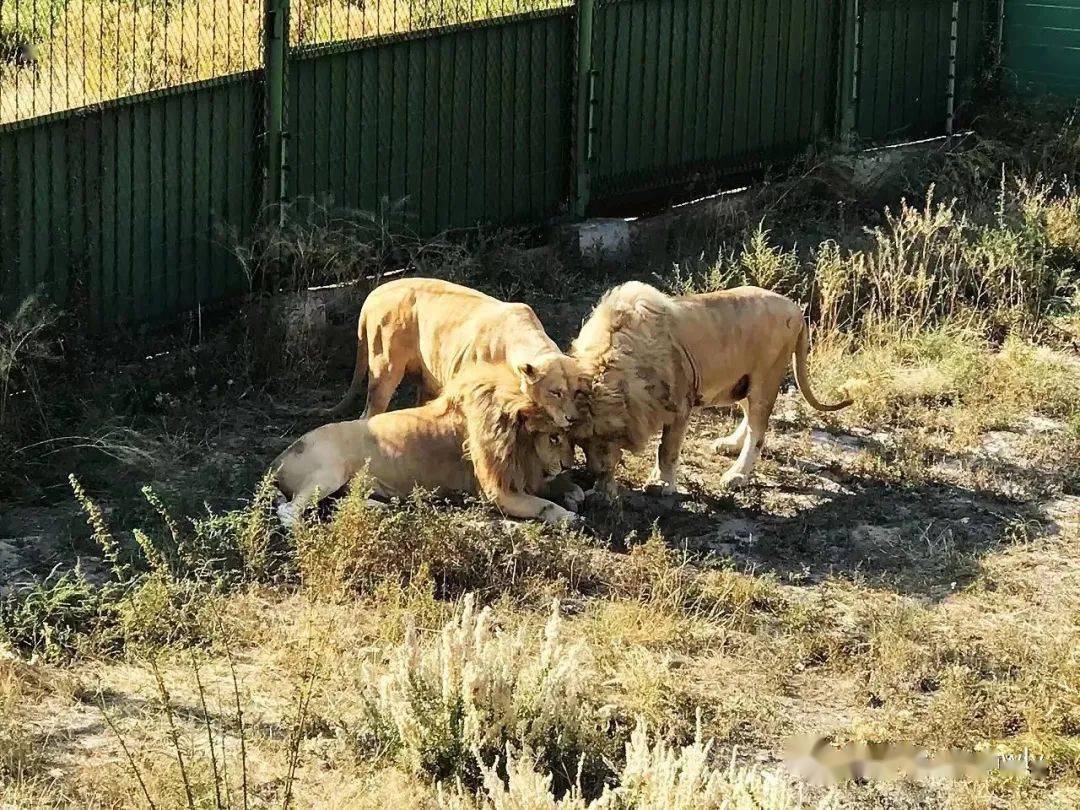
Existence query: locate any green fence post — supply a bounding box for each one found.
[574,0,598,219]
[837,0,861,144]
[264,0,289,218]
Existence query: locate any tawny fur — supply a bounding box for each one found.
[323,277,583,428]
[274,364,579,525]
[571,282,853,497]
[570,282,694,452]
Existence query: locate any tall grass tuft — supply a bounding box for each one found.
[356,593,613,791]
[814,185,1075,339]
[440,717,833,809]
[670,223,805,302]
[291,476,600,602]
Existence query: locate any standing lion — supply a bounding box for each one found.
[320,278,584,429]
[571,282,852,497]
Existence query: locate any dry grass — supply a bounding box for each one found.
[3,109,1080,807]
[439,717,834,809]
[0,0,569,124]
[3,518,1078,805]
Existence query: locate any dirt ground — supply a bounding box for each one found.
[2,279,1074,599]
[3,123,1079,806]
[4,319,1078,805]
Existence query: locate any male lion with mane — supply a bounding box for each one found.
[320,278,584,428]
[273,363,582,526]
[571,282,852,497]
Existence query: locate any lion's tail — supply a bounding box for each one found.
[792,321,853,413]
[316,322,369,418]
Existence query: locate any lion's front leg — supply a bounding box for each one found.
[587,471,619,500]
[583,441,622,500]
[649,408,692,496]
[493,491,579,525]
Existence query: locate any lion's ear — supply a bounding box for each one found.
[514,361,542,385]
[514,401,544,429]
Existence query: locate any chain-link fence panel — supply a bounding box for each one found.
[0,0,570,123]
[290,0,572,49]
[0,0,264,124]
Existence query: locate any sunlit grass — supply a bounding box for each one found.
[0,0,569,124]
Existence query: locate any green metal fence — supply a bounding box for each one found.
[585,0,841,200]
[1003,0,1080,97]
[0,71,263,324]
[1,0,1002,327]
[0,0,266,324]
[288,9,573,234]
[852,0,993,143]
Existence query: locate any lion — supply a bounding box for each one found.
[321,278,583,428]
[273,363,583,526]
[571,282,853,497]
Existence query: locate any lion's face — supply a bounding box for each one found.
[529,427,575,482]
[515,358,585,430]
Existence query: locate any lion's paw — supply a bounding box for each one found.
[277,500,299,528]
[645,478,677,497]
[719,470,750,490]
[711,437,742,457]
[586,478,620,502]
[563,483,587,512]
[541,504,580,526]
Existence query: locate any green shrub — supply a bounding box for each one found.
[0,567,114,661]
[116,572,221,653]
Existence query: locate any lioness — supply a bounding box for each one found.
[571,282,852,497]
[274,363,582,526]
[323,278,583,428]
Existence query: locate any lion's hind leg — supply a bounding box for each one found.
[276,467,351,528]
[718,376,781,490]
[712,404,748,456]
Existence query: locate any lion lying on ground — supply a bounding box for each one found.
[571,282,853,497]
[274,363,583,526]
[320,278,584,428]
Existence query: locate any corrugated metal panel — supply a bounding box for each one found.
[0,74,263,324]
[589,0,840,199]
[287,11,574,234]
[856,0,991,142]
[1004,0,1080,96]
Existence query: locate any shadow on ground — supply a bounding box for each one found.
[579,413,1054,603]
